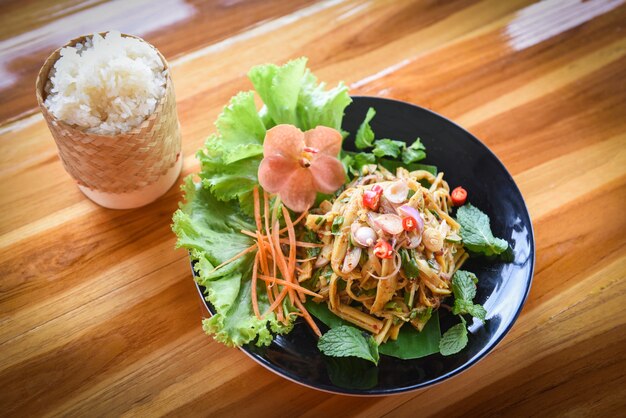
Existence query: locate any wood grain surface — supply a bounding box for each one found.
[1,0,625,416]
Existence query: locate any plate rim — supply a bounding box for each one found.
[192,95,536,396]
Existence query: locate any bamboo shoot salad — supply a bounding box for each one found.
[172,58,509,363]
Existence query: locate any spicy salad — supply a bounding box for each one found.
[172,58,509,364]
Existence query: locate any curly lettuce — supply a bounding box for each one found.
[172,58,351,347]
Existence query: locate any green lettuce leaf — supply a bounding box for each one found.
[215,91,266,148]
[456,204,509,256]
[195,92,266,212]
[172,178,294,347]
[318,325,379,365]
[249,57,351,130]
[248,58,305,126]
[296,70,352,131]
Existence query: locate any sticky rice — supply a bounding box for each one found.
[44,31,166,135]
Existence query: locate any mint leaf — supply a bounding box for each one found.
[452,270,478,301]
[466,303,487,321]
[456,204,509,256]
[355,107,376,149]
[402,138,426,164]
[452,300,486,321]
[451,270,487,321]
[318,325,379,365]
[372,139,405,158]
[439,318,468,356]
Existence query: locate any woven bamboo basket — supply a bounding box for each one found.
[35,32,182,209]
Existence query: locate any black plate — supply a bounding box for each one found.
[193,96,535,395]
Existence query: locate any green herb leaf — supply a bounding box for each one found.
[331,216,344,235]
[372,139,405,158]
[456,204,509,256]
[400,249,420,278]
[451,270,478,301]
[417,306,433,323]
[318,325,379,365]
[452,300,487,321]
[439,318,468,356]
[342,151,376,176]
[303,230,321,258]
[402,138,426,164]
[451,270,487,321]
[355,107,376,149]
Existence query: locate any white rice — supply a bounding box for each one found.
[44,31,167,135]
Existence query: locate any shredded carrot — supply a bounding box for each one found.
[281,206,297,282]
[252,186,263,232]
[216,189,320,332]
[251,252,261,319]
[263,192,277,279]
[272,220,296,304]
[278,210,308,234]
[280,239,323,248]
[207,243,257,275]
[256,231,270,276]
[241,230,323,248]
[263,287,289,318]
[294,297,322,337]
[258,275,322,298]
[274,284,285,322]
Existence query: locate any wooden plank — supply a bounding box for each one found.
[0,0,625,416]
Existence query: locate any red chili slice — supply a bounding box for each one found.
[373,240,394,259]
[451,186,468,206]
[363,185,383,210]
[402,216,417,231]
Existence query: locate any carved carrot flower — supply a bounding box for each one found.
[258,124,346,212]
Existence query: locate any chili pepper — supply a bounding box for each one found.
[451,186,468,206]
[402,216,417,231]
[373,240,394,259]
[363,185,383,210]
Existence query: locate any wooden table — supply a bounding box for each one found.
[1,0,625,416]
